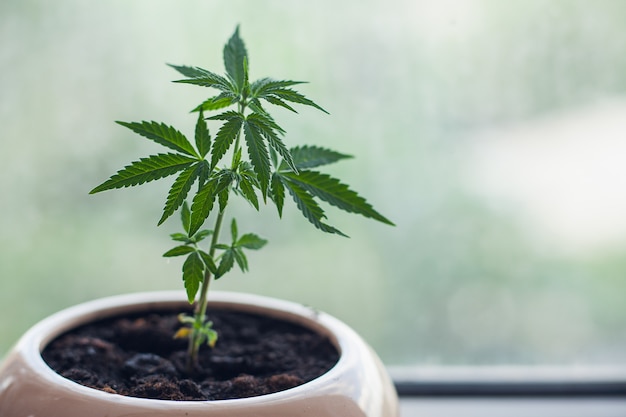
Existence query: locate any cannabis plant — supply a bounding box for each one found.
[91,27,393,369]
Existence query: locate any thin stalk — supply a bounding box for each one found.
[186,101,246,370]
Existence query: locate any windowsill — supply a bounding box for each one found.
[392,366,626,417]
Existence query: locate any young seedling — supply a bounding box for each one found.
[90,26,393,371]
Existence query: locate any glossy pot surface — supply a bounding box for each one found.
[0,291,398,417]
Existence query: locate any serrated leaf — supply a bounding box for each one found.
[211,112,243,169]
[192,229,213,243]
[170,232,189,242]
[198,250,217,275]
[182,252,204,303]
[233,248,248,272]
[192,93,237,112]
[264,95,298,113]
[270,173,285,217]
[181,201,191,234]
[168,64,233,92]
[267,88,328,114]
[250,78,306,98]
[163,246,196,257]
[194,110,211,158]
[238,172,259,210]
[283,145,352,170]
[236,233,268,250]
[246,112,296,173]
[230,218,238,242]
[283,170,394,225]
[283,179,346,236]
[116,121,199,158]
[158,163,202,225]
[223,26,248,92]
[189,179,218,236]
[90,153,196,194]
[216,249,235,279]
[243,119,271,200]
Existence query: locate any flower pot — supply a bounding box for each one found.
[0,291,399,417]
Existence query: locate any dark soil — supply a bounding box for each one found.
[42,308,339,401]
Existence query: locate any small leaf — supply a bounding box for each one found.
[158,163,202,225]
[189,179,218,236]
[283,170,394,225]
[243,119,271,200]
[233,248,248,272]
[266,88,328,114]
[173,327,192,339]
[223,26,248,93]
[192,229,213,243]
[116,121,199,158]
[264,95,298,113]
[194,110,211,158]
[211,112,244,169]
[182,252,204,303]
[168,64,233,92]
[285,145,352,170]
[283,179,347,236]
[191,93,237,112]
[230,218,238,242]
[163,246,196,257]
[170,232,189,242]
[90,153,196,194]
[250,78,306,98]
[181,202,191,234]
[238,172,259,210]
[246,112,296,173]
[216,249,235,279]
[236,233,268,250]
[270,173,285,217]
[198,250,217,275]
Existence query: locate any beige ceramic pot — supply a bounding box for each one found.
[0,291,398,417]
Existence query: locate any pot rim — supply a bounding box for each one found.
[18,290,361,408]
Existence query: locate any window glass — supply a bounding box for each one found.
[2,0,626,367]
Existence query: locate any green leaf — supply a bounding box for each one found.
[230,218,238,242]
[194,110,211,158]
[182,252,204,303]
[246,112,296,173]
[236,233,268,250]
[284,145,352,170]
[163,246,196,257]
[192,229,213,243]
[189,179,218,236]
[223,26,248,92]
[270,173,285,217]
[191,93,237,112]
[116,121,199,158]
[266,88,328,114]
[283,179,346,236]
[243,119,271,200]
[168,64,233,92]
[198,250,217,275]
[181,201,191,234]
[283,170,394,225]
[211,112,244,169]
[216,249,235,279]
[238,171,259,210]
[170,232,189,242]
[158,163,202,225]
[233,248,248,272]
[263,95,298,113]
[250,78,306,98]
[90,153,196,194]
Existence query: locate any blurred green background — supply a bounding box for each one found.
[2,0,626,366]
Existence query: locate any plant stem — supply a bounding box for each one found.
[187,101,246,371]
